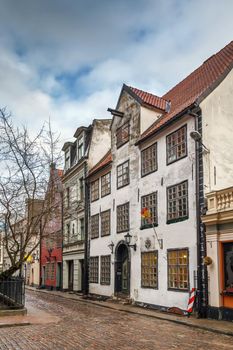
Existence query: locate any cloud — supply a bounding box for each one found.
[0,0,232,149]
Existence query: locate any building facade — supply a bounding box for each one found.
[202,188,233,322]
[88,41,233,315]
[62,119,111,292]
[40,164,63,290]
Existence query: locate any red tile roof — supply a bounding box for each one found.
[88,150,112,177]
[127,86,169,111]
[139,40,233,141]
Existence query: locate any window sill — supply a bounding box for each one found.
[140,223,158,230]
[168,288,189,293]
[166,216,188,225]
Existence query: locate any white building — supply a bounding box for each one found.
[62,119,111,292]
[88,40,233,315]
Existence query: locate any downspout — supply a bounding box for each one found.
[84,161,89,296]
[190,108,208,318]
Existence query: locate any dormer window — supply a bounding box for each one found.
[116,122,129,148]
[78,134,84,160]
[65,150,70,169]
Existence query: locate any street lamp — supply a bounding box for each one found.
[124,233,137,251]
[108,241,114,254]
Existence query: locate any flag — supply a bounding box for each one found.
[141,207,151,219]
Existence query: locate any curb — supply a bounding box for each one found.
[27,287,233,337]
[0,322,31,329]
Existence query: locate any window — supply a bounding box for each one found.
[65,223,70,243]
[79,218,85,241]
[91,179,99,202]
[100,255,111,285]
[116,122,129,148]
[90,214,99,239]
[78,135,84,160]
[46,262,55,280]
[65,150,70,170]
[66,187,70,208]
[141,251,158,288]
[167,181,188,223]
[141,192,158,228]
[72,222,76,235]
[89,257,99,283]
[117,202,129,233]
[141,143,157,176]
[167,125,187,164]
[101,210,111,237]
[223,242,233,293]
[79,177,84,201]
[101,172,111,197]
[168,249,189,290]
[117,160,129,189]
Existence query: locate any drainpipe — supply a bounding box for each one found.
[190,108,208,318]
[84,162,89,296]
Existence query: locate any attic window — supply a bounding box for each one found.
[116,122,129,148]
[65,150,70,169]
[78,135,84,160]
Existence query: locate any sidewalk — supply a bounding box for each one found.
[2,286,233,336]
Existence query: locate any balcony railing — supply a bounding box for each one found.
[0,277,25,309]
[206,186,233,213]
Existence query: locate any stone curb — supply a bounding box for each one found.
[0,322,31,328]
[27,287,233,337]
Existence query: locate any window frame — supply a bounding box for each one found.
[117,160,130,189]
[90,214,99,239]
[91,178,99,202]
[116,122,130,149]
[141,251,158,289]
[167,180,189,224]
[166,125,187,165]
[100,255,111,285]
[116,202,130,233]
[141,191,158,229]
[167,248,189,292]
[141,142,158,177]
[101,209,111,237]
[101,172,111,197]
[89,256,99,284]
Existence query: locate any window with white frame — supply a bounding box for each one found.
[77,134,84,160]
[168,249,189,290]
[78,177,84,201]
[91,179,99,202]
[79,217,85,241]
[167,125,187,164]
[100,255,111,285]
[89,257,99,283]
[167,181,188,223]
[101,172,111,197]
[117,202,129,233]
[117,160,129,189]
[65,149,70,169]
[141,142,157,176]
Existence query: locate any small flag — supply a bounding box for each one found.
[141,207,151,219]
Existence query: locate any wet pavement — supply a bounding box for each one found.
[0,290,233,349]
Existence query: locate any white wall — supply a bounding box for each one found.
[140,106,162,134]
[201,68,233,193]
[88,120,111,169]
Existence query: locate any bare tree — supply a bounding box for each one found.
[0,108,61,279]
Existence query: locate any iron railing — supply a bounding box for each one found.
[0,277,25,309]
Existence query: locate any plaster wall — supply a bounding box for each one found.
[62,251,84,291]
[201,68,233,193]
[206,233,221,307]
[88,120,111,169]
[89,91,197,310]
[140,106,162,134]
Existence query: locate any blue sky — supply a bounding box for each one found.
[0,0,232,143]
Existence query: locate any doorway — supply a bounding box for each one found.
[115,242,130,296]
[68,260,74,291]
[56,262,62,290]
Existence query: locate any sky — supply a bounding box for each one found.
[0,0,232,145]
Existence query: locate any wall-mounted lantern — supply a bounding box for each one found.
[108,241,114,254]
[124,233,136,251]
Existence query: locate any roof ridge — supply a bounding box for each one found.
[163,40,233,99]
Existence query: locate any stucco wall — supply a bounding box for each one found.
[89,90,198,310]
[140,106,162,134]
[201,68,233,193]
[88,120,111,169]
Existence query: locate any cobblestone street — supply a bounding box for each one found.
[0,290,233,350]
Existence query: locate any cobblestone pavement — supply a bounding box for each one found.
[0,290,233,350]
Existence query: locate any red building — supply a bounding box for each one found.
[40,164,63,290]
